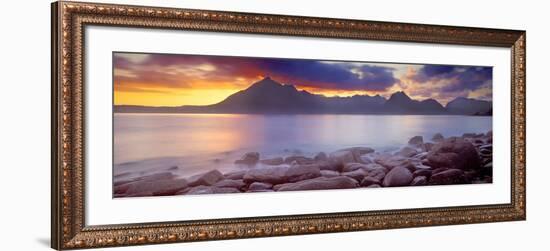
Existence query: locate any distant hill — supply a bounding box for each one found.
[446,97,492,115]
[114,77,491,115]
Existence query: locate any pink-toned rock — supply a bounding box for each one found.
[213,179,245,189]
[277,176,358,191]
[122,178,189,197]
[367,184,381,188]
[248,182,273,191]
[408,136,424,146]
[341,168,368,182]
[375,155,410,170]
[398,146,418,157]
[284,156,314,165]
[382,167,413,187]
[224,170,246,180]
[411,176,428,186]
[360,176,381,187]
[187,170,224,187]
[183,186,240,195]
[413,169,432,178]
[284,164,322,183]
[427,138,481,170]
[320,170,340,178]
[367,169,386,181]
[234,152,260,165]
[260,157,284,165]
[329,147,374,165]
[429,169,467,185]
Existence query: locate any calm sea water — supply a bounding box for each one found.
[114,113,492,177]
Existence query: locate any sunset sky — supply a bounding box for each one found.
[114,52,493,106]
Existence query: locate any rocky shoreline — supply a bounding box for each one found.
[114,131,493,197]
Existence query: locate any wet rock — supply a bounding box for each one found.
[284,156,314,165]
[342,163,367,172]
[187,170,224,187]
[235,152,260,166]
[408,136,424,146]
[410,176,428,186]
[413,169,432,178]
[329,150,356,164]
[284,164,322,183]
[427,138,481,170]
[432,167,450,174]
[341,168,368,182]
[428,169,467,185]
[329,147,374,165]
[360,176,381,187]
[277,176,358,191]
[137,172,174,182]
[260,157,284,166]
[486,130,493,137]
[243,166,289,184]
[423,142,435,152]
[123,178,189,197]
[320,170,340,178]
[314,152,328,162]
[317,159,344,172]
[382,167,413,187]
[224,170,246,180]
[243,164,321,184]
[398,146,418,157]
[248,182,273,191]
[413,152,429,160]
[432,133,444,142]
[183,185,240,195]
[367,169,386,181]
[213,179,245,189]
[367,184,381,188]
[167,166,179,171]
[375,155,409,170]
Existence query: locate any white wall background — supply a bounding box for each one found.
[0,0,547,250]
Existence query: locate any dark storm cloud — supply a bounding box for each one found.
[413,65,492,92]
[258,59,399,91]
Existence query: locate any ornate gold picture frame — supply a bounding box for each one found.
[51,1,526,249]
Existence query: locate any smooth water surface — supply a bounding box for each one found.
[114,113,492,177]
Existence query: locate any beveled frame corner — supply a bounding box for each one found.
[51,1,526,250]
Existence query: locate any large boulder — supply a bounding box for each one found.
[375,155,410,170]
[276,176,358,191]
[382,166,413,187]
[243,166,289,184]
[213,179,246,189]
[360,176,381,187]
[183,185,240,195]
[410,176,428,186]
[187,170,224,187]
[397,146,418,157]
[427,138,481,170]
[408,136,424,146]
[320,170,340,178]
[341,168,368,182]
[243,164,321,184]
[428,169,467,185]
[122,178,189,197]
[329,147,374,165]
[284,164,322,183]
[224,170,246,180]
[367,169,386,181]
[234,152,260,166]
[432,133,444,142]
[284,155,314,165]
[248,182,273,191]
[314,152,328,162]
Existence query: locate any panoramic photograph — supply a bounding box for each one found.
[113,52,493,198]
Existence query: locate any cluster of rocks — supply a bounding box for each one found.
[114,131,493,197]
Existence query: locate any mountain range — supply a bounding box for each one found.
[114,77,492,115]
